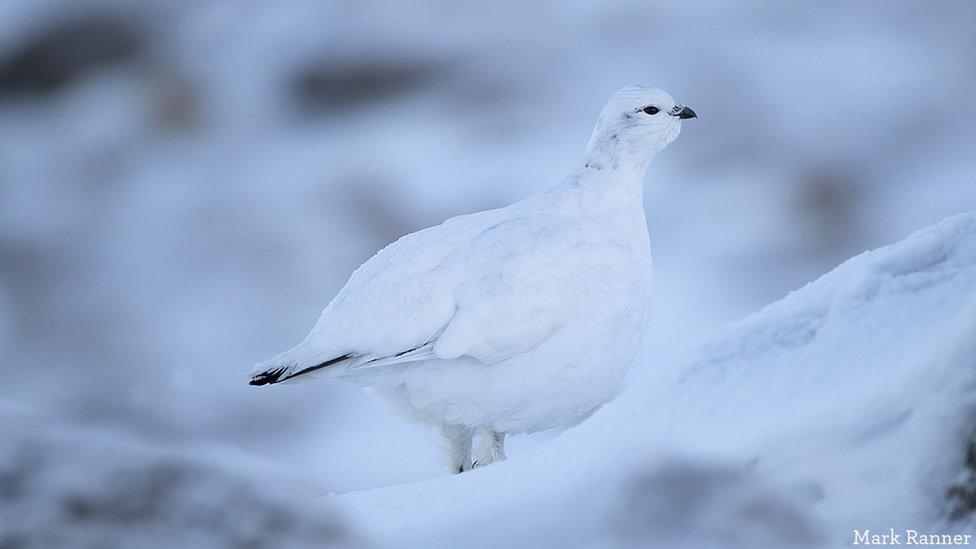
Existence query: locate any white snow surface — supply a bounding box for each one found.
[1,3,974,542]
[333,211,976,548]
[3,0,974,495]
[0,404,358,549]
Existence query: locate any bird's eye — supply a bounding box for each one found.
[642,106,660,115]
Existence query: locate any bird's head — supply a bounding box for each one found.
[586,85,696,166]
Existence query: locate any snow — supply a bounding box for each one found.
[1,1,975,545]
[335,211,976,547]
[0,404,358,548]
[15,208,974,545]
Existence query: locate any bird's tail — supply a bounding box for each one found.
[249,344,355,386]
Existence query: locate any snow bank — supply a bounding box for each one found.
[2,210,971,549]
[336,211,976,547]
[3,0,974,496]
[0,407,359,549]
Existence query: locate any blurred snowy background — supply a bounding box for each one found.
[1,0,975,546]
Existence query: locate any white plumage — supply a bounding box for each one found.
[251,86,696,473]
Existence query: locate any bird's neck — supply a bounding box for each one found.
[561,143,652,211]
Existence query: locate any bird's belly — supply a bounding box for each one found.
[363,299,650,433]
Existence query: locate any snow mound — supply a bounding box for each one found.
[0,410,360,549]
[337,211,976,548]
[610,458,824,546]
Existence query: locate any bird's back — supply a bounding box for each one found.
[300,184,652,373]
[315,203,516,359]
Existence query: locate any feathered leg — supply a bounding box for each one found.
[472,427,506,468]
[442,425,473,474]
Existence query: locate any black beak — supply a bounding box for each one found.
[672,105,697,119]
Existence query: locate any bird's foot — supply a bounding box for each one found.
[471,457,491,469]
[449,449,500,473]
[471,451,507,469]
[471,428,506,469]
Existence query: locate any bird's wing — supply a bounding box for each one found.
[356,340,438,369]
[253,199,607,384]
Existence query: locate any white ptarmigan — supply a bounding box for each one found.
[251,86,696,473]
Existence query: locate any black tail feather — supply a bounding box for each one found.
[249,366,288,386]
[249,354,351,386]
